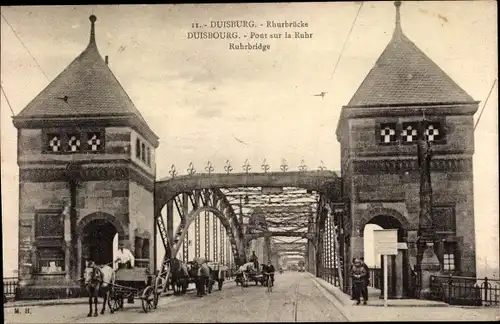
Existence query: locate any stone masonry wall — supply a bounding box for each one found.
[129,181,154,269]
[77,180,130,240]
[18,181,70,280]
[344,114,476,276]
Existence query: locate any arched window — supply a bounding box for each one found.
[135,138,141,159]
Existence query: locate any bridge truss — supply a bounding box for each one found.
[153,160,346,290]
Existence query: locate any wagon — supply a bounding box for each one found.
[235,269,265,287]
[207,262,229,291]
[109,266,160,313]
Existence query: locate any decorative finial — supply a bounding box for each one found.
[89,15,97,45]
[394,1,402,35]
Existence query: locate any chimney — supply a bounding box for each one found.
[105,55,109,65]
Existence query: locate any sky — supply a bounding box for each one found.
[1,2,498,278]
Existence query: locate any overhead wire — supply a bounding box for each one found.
[2,11,87,136]
[474,79,497,131]
[329,1,364,81]
[1,13,50,82]
[1,86,16,116]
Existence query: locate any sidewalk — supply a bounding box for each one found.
[309,274,500,322]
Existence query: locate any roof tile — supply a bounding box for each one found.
[16,18,148,125]
[347,20,475,107]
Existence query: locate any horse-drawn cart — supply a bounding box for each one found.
[235,269,266,287]
[110,267,159,313]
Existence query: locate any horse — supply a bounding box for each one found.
[83,264,115,317]
[167,258,190,295]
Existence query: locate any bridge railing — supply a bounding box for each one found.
[429,275,500,307]
[3,277,18,302]
[368,267,382,290]
[320,268,340,287]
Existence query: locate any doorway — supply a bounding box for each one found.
[363,214,410,298]
[81,219,117,273]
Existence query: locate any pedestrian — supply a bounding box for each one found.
[349,257,356,300]
[350,258,368,305]
[360,257,370,302]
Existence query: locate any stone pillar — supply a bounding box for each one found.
[419,242,441,298]
[63,205,71,281]
[77,236,82,281]
[395,243,408,298]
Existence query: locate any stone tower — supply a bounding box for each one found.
[13,15,159,299]
[336,2,478,297]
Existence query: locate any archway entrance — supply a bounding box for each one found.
[81,219,117,272]
[363,214,410,299]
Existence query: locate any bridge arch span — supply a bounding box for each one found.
[171,205,246,264]
[155,171,340,213]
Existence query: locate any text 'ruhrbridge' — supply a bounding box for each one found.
[186,20,313,52]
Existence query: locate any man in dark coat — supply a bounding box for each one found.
[360,257,370,301]
[265,261,275,286]
[249,251,259,272]
[350,258,368,305]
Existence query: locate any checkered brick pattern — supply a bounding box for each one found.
[87,133,101,151]
[67,135,81,152]
[425,123,441,142]
[401,123,419,143]
[48,135,61,152]
[380,124,396,143]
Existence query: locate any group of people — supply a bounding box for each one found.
[350,257,369,305]
[192,257,211,297]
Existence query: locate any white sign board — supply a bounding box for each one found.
[373,229,398,256]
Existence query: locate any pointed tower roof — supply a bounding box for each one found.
[15,15,157,143]
[346,1,475,107]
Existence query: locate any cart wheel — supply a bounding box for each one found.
[141,286,154,313]
[218,280,223,291]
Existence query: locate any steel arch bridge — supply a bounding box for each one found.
[153,160,346,287]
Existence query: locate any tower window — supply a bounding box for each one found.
[86,132,102,152]
[442,242,458,272]
[443,253,455,271]
[141,143,146,162]
[147,147,151,166]
[136,138,141,159]
[378,123,397,144]
[46,134,61,153]
[401,122,420,143]
[425,122,443,142]
[67,134,81,152]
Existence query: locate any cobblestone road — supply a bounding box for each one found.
[4,272,347,323]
